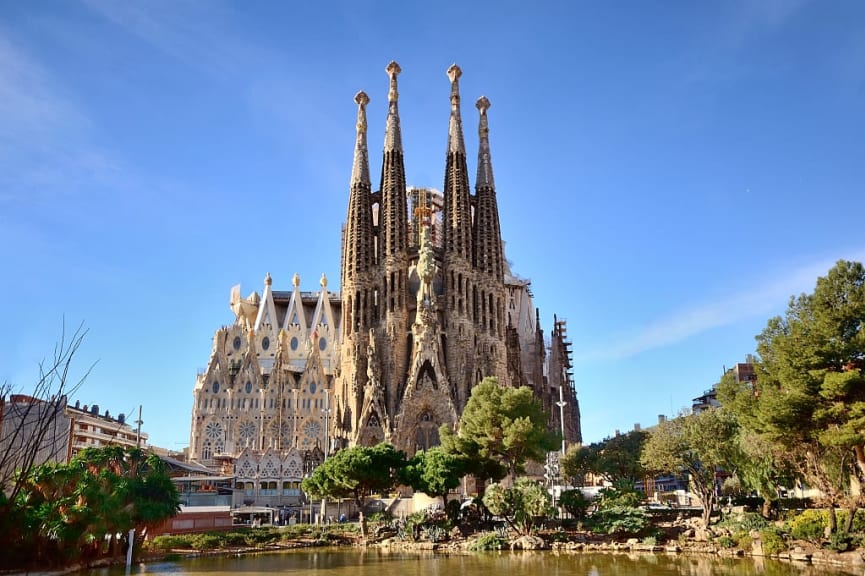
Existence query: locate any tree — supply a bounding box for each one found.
[70,446,180,557]
[441,378,559,484]
[301,442,406,514]
[400,446,465,501]
[0,323,93,567]
[560,444,598,487]
[717,370,794,518]
[561,430,647,488]
[740,260,865,534]
[559,488,590,521]
[640,408,739,526]
[589,485,648,536]
[6,446,179,570]
[482,478,552,535]
[0,323,91,508]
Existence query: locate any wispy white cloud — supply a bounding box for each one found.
[0,29,120,205]
[577,250,865,362]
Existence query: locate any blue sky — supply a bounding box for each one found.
[2,1,864,451]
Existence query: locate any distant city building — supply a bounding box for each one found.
[691,358,757,414]
[66,401,148,457]
[0,394,70,481]
[0,395,149,482]
[188,62,582,505]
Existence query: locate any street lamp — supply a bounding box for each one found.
[556,383,567,457]
[322,389,331,460]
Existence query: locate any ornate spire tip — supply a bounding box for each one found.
[447,63,462,84]
[354,90,369,107]
[386,61,401,77]
[476,95,491,114]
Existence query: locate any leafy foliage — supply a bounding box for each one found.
[441,378,558,483]
[759,528,787,555]
[640,407,739,526]
[301,442,406,510]
[468,531,507,551]
[400,446,464,500]
[562,430,648,487]
[736,261,865,530]
[588,485,648,536]
[559,489,590,520]
[785,508,865,543]
[482,478,552,535]
[2,446,179,570]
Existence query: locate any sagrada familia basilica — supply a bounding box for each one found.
[189,62,581,498]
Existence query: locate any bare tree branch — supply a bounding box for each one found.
[0,321,93,505]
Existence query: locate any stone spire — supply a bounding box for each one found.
[442,63,472,261]
[475,96,494,189]
[341,90,375,331]
[446,64,466,155]
[350,91,371,187]
[379,61,409,258]
[473,95,503,280]
[383,61,403,153]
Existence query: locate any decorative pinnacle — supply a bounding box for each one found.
[476,95,490,115]
[292,273,300,288]
[351,91,371,185]
[386,61,401,102]
[354,91,369,133]
[476,96,494,188]
[447,63,462,84]
[265,272,272,286]
[320,273,328,288]
[447,64,462,103]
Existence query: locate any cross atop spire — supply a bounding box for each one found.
[351,91,371,187]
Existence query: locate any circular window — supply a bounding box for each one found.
[303,420,322,437]
[233,336,242,350]
[318,337,327,351]
[261,336,270,351]
[290,336,299,351]
[212,381,220,394]
[205,421,223,439]
[245,381,252,394]
[310,381,317,394]
[239,421,256,440]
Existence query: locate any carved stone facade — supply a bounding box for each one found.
[189,63,581,483]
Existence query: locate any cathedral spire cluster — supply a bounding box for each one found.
[189,63,581,484]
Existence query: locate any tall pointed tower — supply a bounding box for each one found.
[339,90,376,434]
[375,61,410,428]
[441,64,479,409]
[191,62,582,480]
[472,96,508,385]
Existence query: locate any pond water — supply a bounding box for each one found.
[86,548,857,576]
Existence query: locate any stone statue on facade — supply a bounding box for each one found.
[416,223,436,311]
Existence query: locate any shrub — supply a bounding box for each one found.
[641,536,657,546]
[559,489,590,520]
[759,528,786,555]
[786,509,826,542]
[149,535,189,551]
[589,505,649,536]
[468,531,507,551]
[188,533,224,551]
[734,531,753,551]
[423,525,446,542]
[716,535,736,549]
[826,532,851,552]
